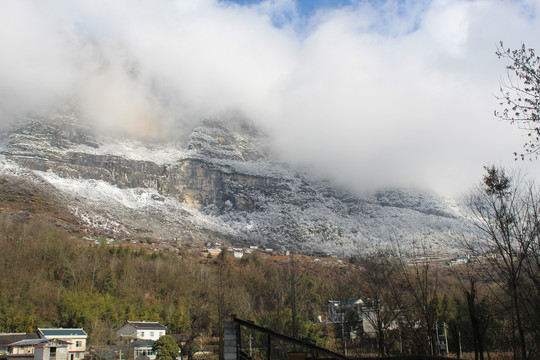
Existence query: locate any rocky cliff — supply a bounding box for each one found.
[0,112,472,255]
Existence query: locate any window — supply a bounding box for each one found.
[150,332,154,338]
[140,332,145,338]
[76,341,82,348]
[135,349,154,356]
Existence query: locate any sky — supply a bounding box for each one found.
[1,0,540,197]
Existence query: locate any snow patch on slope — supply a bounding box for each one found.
[69,141,188,165]
[36,167,239,239]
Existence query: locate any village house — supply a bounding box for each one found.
[229,250,243,259]
[360,299,400,337]
[33,339,70,360]
[3,337,71,360]
[116,321,167,343]
[116,321,168,360]
[327,298,364,323]
[206,249,222,258]
[5,339,46,360]
[0,334,39,356]
[328,298,402,339]
[130,340,156,360]
[449,256,469,266]
[37,328,87,360]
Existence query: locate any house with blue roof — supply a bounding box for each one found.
[37,329,87,360]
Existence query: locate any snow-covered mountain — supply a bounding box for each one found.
[0,111,472,255]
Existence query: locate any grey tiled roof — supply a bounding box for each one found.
[8,339,48,346]
[131,340,155,348]
[0,334,39,346]
[126,321,166,330]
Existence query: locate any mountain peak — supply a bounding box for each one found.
[0,111,472,255]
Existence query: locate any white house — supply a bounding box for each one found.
[229,250,243,259]
[116,321,167,343]
[37,328,87,360]
[327,298,364,323]
[360,300,401,338]
[449,256,469,266]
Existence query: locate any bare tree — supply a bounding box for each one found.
[357,254,405,356]
[452,262,495,360]
[467,166,540,359]
[395,238,440,355]
[495,42,540,159]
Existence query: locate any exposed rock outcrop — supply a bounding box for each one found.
[0,112,472,255]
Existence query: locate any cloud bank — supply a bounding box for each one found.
[1,0,540,196]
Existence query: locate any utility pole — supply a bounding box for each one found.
[341,304,347,356]
[290,255,298,340]
[435,322,440,355]
[443,322,449,356]
[458,330,462,359]
[434,321,449,356]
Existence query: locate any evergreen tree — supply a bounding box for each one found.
[152,335,180,360]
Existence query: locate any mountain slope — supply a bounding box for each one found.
[0,112,472,255]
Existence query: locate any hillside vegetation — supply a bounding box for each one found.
[0,212,334,350]
[0,210,536,358]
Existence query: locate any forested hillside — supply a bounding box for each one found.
[0,209,537,358]
[0,213,337,353]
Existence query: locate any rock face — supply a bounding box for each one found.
[0,112,472,255]
[2,114,279,211]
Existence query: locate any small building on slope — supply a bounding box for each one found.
[37,328,87,360]
[116,321,167,343]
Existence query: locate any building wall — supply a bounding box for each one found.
[136,330,165,341]
[6,354,34,360]
[48,336,86,358]
[131,346,156,360]
[117,323,166,343]
[10,345,34,355]
[39,334,86,360]
[35,346,69,360]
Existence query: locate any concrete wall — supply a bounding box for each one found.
[224,322,237,360]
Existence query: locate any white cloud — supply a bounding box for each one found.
[1,0,539,196]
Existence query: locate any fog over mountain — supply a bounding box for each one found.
[0,111,473,254]
[1,0,540,197]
